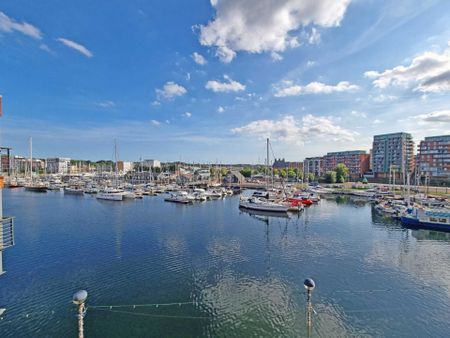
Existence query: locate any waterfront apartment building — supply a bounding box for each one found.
[117,161,133,173]
[371,132,415,178]
[143,159,161,168]
[323,150,370,179]
[418,135,450,179]
[11,156,45,174]
[46,157,70,174]
[304,157,323,179]
[273,158,303,171]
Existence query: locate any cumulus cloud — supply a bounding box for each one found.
[156,81,187,100]
[57,38,93,57]
[365,41,450,93]
[150,120,161,126]
[198,0,351,62]
[413,110,450,123]
[0,11,42,39]
[205,75,246,92]
[183,112,192,117]
[217,106,225,113]
[231,114,357,144]
[274,80,358,97]
[192,52,207,65]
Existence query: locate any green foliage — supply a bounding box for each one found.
[240,167,252,178]
[335,163,349,183]
[325,171,337,183]
[308,173,315,182]
[287,169,296,178]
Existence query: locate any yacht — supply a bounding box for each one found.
[96,188,125,201]
[239,196,290,213]
[164,191,194,204]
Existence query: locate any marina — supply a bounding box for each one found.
[1,188,450,337]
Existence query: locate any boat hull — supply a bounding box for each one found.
[239,201,289,213]
[25,186,47,193]
[401,216,450,232]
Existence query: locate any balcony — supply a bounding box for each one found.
[0,217,14,250]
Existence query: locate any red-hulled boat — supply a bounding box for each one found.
[286,197,313,206]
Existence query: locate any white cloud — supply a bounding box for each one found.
[192,52,207,65]
[0,11,42,39]
[308,27,321,44]
[217,106,225,113]
[371,94,397,103]
[412,110,450,123]
[97,100,116,108]
[183,112,192,117]
[57,38,93,58]
[231,114,357,144]
[270,52,283,62]
[365,40,450,92]
[39,43,55,55]
[156,81,187,100]
[350,110,367,118]
[198,0,351,62]
[150,120,161,126]
[373,119,383,124]
[274,80,359,97]
[306,60,316,67]
[205,75,246,92]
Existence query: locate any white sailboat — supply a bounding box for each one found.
[96,140,128,201]
[24,137,47,192]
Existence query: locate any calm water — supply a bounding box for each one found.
[1,190,450,337]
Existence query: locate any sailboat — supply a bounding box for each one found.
[24,137,47,192]
[96,140,133,201]
[239,138,290,213]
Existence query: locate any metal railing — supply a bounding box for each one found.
[0,216,14,250]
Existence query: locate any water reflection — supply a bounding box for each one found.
[2,191,450,337]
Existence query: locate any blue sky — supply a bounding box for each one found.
[1,0,450,163]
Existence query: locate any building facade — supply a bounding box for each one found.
[117,161,133,173]
[304,157,323,179]
[143,159,161,168]
[323,150,370,179]
[273,158,303,171]
[418,135,450,179]
[372,132,415,178]
[46,158,70,174]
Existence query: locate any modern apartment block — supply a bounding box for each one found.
[46,157,71,174]
[304,157,323,178]
[323,150,370,179]
[372,132,415,178]
[418,135,450,179]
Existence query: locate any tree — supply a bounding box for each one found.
[335,163,349,183]
[325,171,337,183]
[240,167,252,178]
[287,169,296,178]
[279,168,287,178]
[308,173,315,182]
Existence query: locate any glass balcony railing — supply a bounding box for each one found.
[0,216,14,250]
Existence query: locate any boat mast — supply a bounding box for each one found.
[29,136,33,182]
[266,138,269,190]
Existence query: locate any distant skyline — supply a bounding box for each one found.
[0,0,450,163]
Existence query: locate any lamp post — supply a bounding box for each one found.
[72,290,88,338]
[304,278,315,332]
